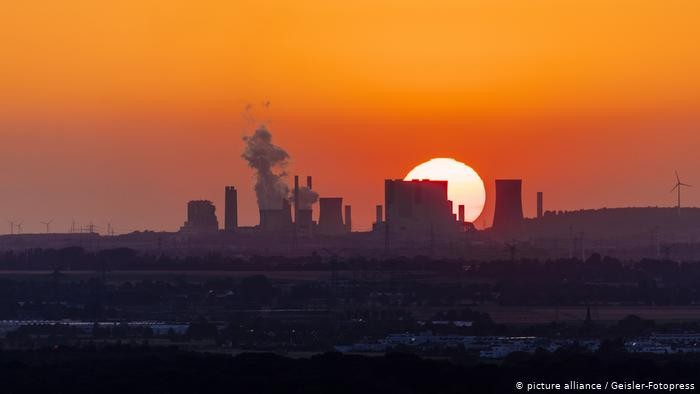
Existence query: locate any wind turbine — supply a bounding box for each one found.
[6,220,14,235]
[15,221,23,234]
[106,221,116,236]
[85,221,99,234]
[41,219,54,234]
[671,171,692,216]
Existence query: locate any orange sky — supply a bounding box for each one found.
[1,0,699,233]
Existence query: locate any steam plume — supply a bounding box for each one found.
[295,186,319,210]
[241,126,290,209]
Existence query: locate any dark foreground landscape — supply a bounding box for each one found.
[1,345,699,394]
[4,250,700,392]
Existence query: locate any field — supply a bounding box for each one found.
[4,270,700,325]
[472,305,700,324]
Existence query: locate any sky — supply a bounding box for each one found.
[1,0,699,233]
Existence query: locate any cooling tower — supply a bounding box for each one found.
[318,197,345,235]
[492,179,524,234]
[259,198,292,231]
[296,208,313,230]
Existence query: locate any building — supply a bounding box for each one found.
[383,179,462,238]
[225,186,238,232]
[492,179,524,235]
[180,200,219,234]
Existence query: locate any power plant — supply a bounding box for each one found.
[174,175,478,243]
[174,125,476,244]
[7,160,700,260]
[15,122,697,259]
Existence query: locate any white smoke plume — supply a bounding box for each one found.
[241,126,290,210]
[295,186,319,210]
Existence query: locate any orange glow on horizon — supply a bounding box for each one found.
[0,1,699,233]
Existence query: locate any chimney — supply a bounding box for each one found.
[537,191,543,218]
[224,186,238,231]
[458,204,465,223]
[306,176,312,190]
[294,175,299,223]
[344,205,352,233]
[375,205,383,224]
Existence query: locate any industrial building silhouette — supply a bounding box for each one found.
[179,176,484,241]
[383,179,466,238]
[9,171,700,260]
[180,200,219,234]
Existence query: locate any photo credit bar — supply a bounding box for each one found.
[514,380,696,391]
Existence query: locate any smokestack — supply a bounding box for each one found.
[292,180,319,211]
[376,205,383,224]
[318,197,345,235]
[294,175,300,223]
[458,204,465,223]
[344,205,352,233]
[306,176,312,190]
[537,191,543,218]
[224,186,238,231]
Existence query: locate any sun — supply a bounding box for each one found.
[404,158,486,222]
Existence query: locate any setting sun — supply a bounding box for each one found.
[404,158,486,222]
